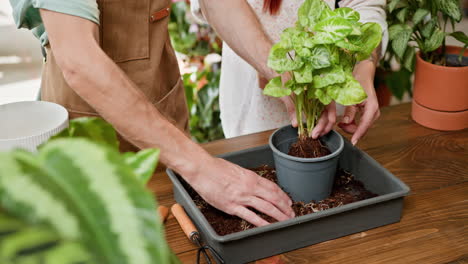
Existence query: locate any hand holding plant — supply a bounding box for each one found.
[263,0,382,149]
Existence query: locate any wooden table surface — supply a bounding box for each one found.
[148,103,468,264]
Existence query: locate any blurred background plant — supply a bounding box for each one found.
[375,0,467,104]
[169,0,224,143]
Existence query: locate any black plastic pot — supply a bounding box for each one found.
[167,140,410,264]
[269,125,344,202]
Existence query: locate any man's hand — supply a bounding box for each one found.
[185,156,295,227]
[338,59,380,145]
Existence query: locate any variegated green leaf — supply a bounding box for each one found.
[403,46,416,72]
[450,31,468,44]
[412,9,430,26]
[315,89,333,105]
[263,77,291,97]
[396,7,409,23]
[123,149,160,185]
[309,45,332,69]
[50,117,119,149]
[326,74,367,105]
[423,28,445,52]
[267,43,304,73]
[312,66,346,88]
[0,139,177,264]
[437,0,462,22]
[333,7,360,22]
[389,24,413,58]
[356,23,383,61]
[421,19,437,38]
[313,17,354,41]
[297,0,331,28]
[294,64,313,84]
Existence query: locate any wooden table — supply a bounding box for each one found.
[148,103,468,264]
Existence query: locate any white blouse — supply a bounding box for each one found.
[191,0,388,138]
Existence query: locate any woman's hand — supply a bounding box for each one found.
[338,59,380,145]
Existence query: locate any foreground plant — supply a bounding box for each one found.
[0,118,178,264]
[264,0,382,152]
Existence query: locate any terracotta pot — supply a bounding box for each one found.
[411,46,468,131]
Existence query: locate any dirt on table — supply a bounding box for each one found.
[288,137,331,158]
[183,165,378,236]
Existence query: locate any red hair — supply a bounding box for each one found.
[263,0,282,15]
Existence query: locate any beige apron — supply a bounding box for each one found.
[41,0,189,152]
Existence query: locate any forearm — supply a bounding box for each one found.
[353,45,381,96]
[199,0,276,79]
[40,9,210,179]
[67,46,209,175]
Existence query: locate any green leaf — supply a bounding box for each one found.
[0,226,59,260]
[280,27,308,49]
[326,74,367,105]
[437,0,462,22]
[309,45,332,69]
[412,9,430,26]
[312,66,346,88]
[421,19,437,38]
[123,149,160,185]
[313,17,354,41]
[0,139,177,264]
[333,7,360,22]
[315,89,333,105]
[388,0,407,13]
[263,77,291,97]
[389,24,413,58]
[336,38,361,51]
[297,0,331,28]
[356,23,383,61]
[402,46,416,72]
[267,43,304,73]
[450,31,468,44]
[50,117,119,149]
[396,7,409,23]
[384,68,412,100]
[423,28,445,52]
[293,64,313,83]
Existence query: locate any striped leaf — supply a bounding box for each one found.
[0,139,177,264]
[0,212,95,264]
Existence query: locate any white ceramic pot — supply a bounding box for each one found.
[0,101,68,152]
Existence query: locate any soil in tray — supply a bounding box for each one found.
[288,137,331,158]
[183,165,378,236]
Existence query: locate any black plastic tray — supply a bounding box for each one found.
[167,140,410,263]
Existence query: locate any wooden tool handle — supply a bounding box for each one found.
[157,205,170,223]
[171,204,198,239]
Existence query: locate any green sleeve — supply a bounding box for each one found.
[9,0,100,46]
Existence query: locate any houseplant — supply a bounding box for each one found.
[169,0,225,143]
[387,0,468,130]
[0,118,179,264]
[263,0,382,202]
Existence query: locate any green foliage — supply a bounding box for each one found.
[0,119,177,264]
[183,67,224,143]
[0,212,96,263]
[264,0,382,137]
[387,0,466,67]
[168,2,220,56]
[52,117,159,185]
[169,1,224,143]
[51,117,119,149]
